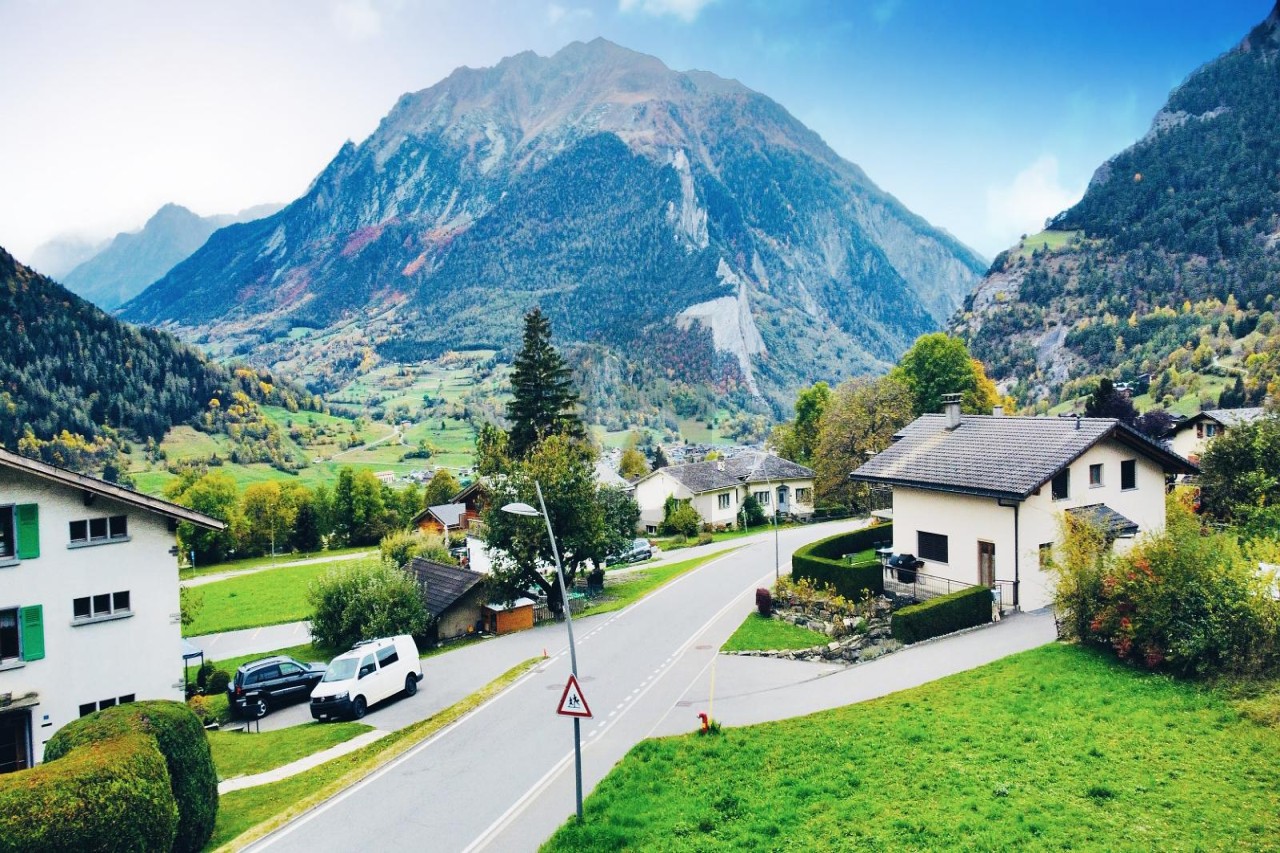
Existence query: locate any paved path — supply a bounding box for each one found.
[218,729,390,794]
[188,621,314,662]
[243,521,1057,853]
[182,550,377,588]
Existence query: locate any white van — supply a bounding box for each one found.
[310,635,423,721]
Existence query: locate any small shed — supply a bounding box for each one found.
[405,558,487,641]
[482,598,535,635]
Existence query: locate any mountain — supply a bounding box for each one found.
[61,202,284,310]
[122,39,985,419]
[955,4,1280,409]
[0,245,314,475]
[25,234,108,280]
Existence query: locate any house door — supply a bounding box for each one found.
[0,709,30,774]
[776,485,790,516]
[978,541,996,588]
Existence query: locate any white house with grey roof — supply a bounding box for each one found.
[1169,407,1267,464]
[849,401,1196,612]
[634,451,815,533]
[0,447,224,772]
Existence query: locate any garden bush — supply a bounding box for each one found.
[891,585,992,644]
[43,700,218,853]
[207,668,231,696]
[791,524,890,599]
[756,587,772,616]
[0,731,178,853]
[309,559,430,650]
[1053,495,1280,677]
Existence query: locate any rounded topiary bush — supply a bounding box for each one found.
[44,700,218,853]
[0,731,178,852]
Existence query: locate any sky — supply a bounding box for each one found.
[0,0,1271,263]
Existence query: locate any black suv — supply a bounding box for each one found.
[227,655,326,719]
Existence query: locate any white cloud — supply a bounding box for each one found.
[547,3,593,25]
[330,0,382,40]
[984,155,1084,247]
[618,0,715,23]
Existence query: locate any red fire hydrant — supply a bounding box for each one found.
[698,712,709,733]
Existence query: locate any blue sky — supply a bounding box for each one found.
[0,0,1270,261]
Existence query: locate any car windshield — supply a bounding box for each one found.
[322,658,359,682]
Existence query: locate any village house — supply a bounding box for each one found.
[849,399,1197,612]
[633,451,815,534]
[404,557,487,642]
[1168,406,1267,463]
[0,448,224,772]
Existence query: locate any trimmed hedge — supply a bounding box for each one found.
[791,524,891,599]
[43,701,218,853]
[891,585,993,645]
[0,732,178,852]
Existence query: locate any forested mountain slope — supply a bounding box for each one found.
[955,4,1280,409]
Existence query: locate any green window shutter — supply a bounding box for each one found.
[19,605,44,661]
[16,504,39,559]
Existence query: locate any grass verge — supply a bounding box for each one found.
[543,644,1280,851]
[209,722,372,780]
[585,551,736,617]
[209,657,542,851]
[184,560,371,636]
[721,612,831,652]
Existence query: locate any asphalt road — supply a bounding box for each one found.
[247,520,864,853]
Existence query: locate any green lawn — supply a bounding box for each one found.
[586,551,735,617]
[1011,228,1082,261]
[183,561,369,636]
[179,546,374,580]
[208,722,372,780]
[721,613,830,652]
[544,644,1280,852]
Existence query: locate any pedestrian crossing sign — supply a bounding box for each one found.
[556,674,593,718]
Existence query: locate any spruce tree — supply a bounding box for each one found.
[506,308,584,458]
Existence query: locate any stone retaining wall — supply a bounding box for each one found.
[723,596,906,664]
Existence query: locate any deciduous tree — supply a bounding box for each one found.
[890,333,998,416]
[813,375,916,509]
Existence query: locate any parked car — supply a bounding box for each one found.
[608,537,654,564]
[227,655,326,719]
[310,635,423,721]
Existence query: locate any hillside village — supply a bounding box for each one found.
[6,4,1280,852]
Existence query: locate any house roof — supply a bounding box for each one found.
[594,460,631,490]
[1066,504,1139,537]
[849,414,1197,501]
[1176,407,1267,431]
[638,452,815,496]
[411,502,468,528]
[405,557,486,618]
[0,446,225,529]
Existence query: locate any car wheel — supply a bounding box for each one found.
[404,674,418,697]
[352,696,367,720]
[250,697,268,719]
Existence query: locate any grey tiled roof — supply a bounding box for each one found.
[850,414,1196,499]
[1066,504,1139,537]
[405,558,486,618]
[654,452,814,495]
[428,503,467,528]
[1197,407,1267,428]
[660,462,743,493]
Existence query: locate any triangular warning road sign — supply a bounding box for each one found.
[556,674,593,718]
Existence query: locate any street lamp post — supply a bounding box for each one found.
[502,481,584,822]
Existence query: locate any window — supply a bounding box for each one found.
[0,504,39,562]
[796,488,812,503]
[1051,469,1070,500]
[753,491,770,506]
[72,591,131,622]
[1089,464,1103,487]
[78,695,134,718]
[68,514,128,546]
[1196,422,1204,439]
[376,645,400,667]
[0,609,17,663]
[718,493,731,510]
[1121,459,1137,491]
[278,662,302,677]
[918,531,949,564]
[1206,424,1218,438]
